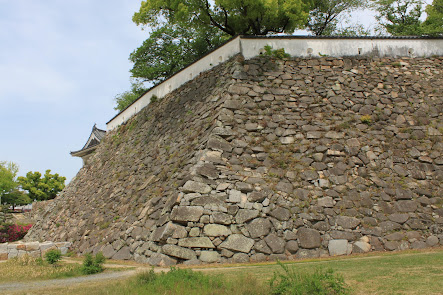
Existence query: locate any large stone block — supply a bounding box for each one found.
[246,218,272,238]
[254,240,272,254]
[235,209,259,224]
[102,244,116,259]
[207,137,233,152]
[353,241,371,253]
[162,244,197,260]
[203,224,231,237]
[148,253,177,267]
[388,213,409,224]
[178,237,215,248]
[171,207,204,223]
[335,216,360,229]
[182,181,211,194]
[26,242,40,251]
[151,222,188,242]
[296,249,320,259]
[199,251,221,263]
[269,207,291,221]
[219,234,254,253]
[112,246,131,260]
[394,200,418,212]
[297,228,321,249]
[212,213,231,225]
[264,233,286,254]
[328,239,351,256]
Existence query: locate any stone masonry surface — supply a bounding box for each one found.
[0,242,71,260]
[25,54,443,265]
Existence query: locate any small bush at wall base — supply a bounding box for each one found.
[44,249,62,265]
[269,261,350,295]
[81,252,105,275]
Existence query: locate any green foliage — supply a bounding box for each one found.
[129,25,225,84]
[333,23,372,36]
[133,0,312,37]
[269,261,350,295]
[150,95,158,103]
[128,0,313,87]
[1,190,31,208]
[81,252,105,275]
[17,170,66,201]
[264,45,291,59]
[44,249,62,265]
[0,161,19,203]
[372,0,424,35]
[307,0,367,35]
[422,0,443,36]
[0,205,12,229]
[360,115,372,125]
[136,267,224,292]
[114,81,148,112]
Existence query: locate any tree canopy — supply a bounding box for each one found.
[0,162,18,200]
[113,0,443,111]
[133,0,313,36]
[114,81,148,112]
[18,170,66,201]
[372,0,424,35]
[422,0,443,36]
[129,24,225,84]
[307,0,367,35]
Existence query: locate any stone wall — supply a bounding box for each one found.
[0,241,71,260]
[26,55,442,265]
[107,36,443,130]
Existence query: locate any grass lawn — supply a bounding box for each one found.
[6,248,441,295]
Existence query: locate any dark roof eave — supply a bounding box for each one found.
[70,144,99,158]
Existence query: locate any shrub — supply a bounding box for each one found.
[150,95,158,103]
[45,249,62,265]
[81,252,105,275]
[269,261,350,295]
[264,45,290,59]
[0,224,32,243]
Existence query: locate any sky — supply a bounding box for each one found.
[0,1,429,184]
[0,1,148,182]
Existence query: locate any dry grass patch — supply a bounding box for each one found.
[0,255,83,283]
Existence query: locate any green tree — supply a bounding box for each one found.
[114,81,148,112]
[422,0,443,36]
[307,0,367,35]
[18,170,66,201]
[0,161,19,205]
[1,190,31,209]
[117,0,313,111]
[129,25,225,85]
[133,0,313,36]
[372,0,424,35]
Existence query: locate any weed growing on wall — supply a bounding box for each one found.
[264,45,290,59]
